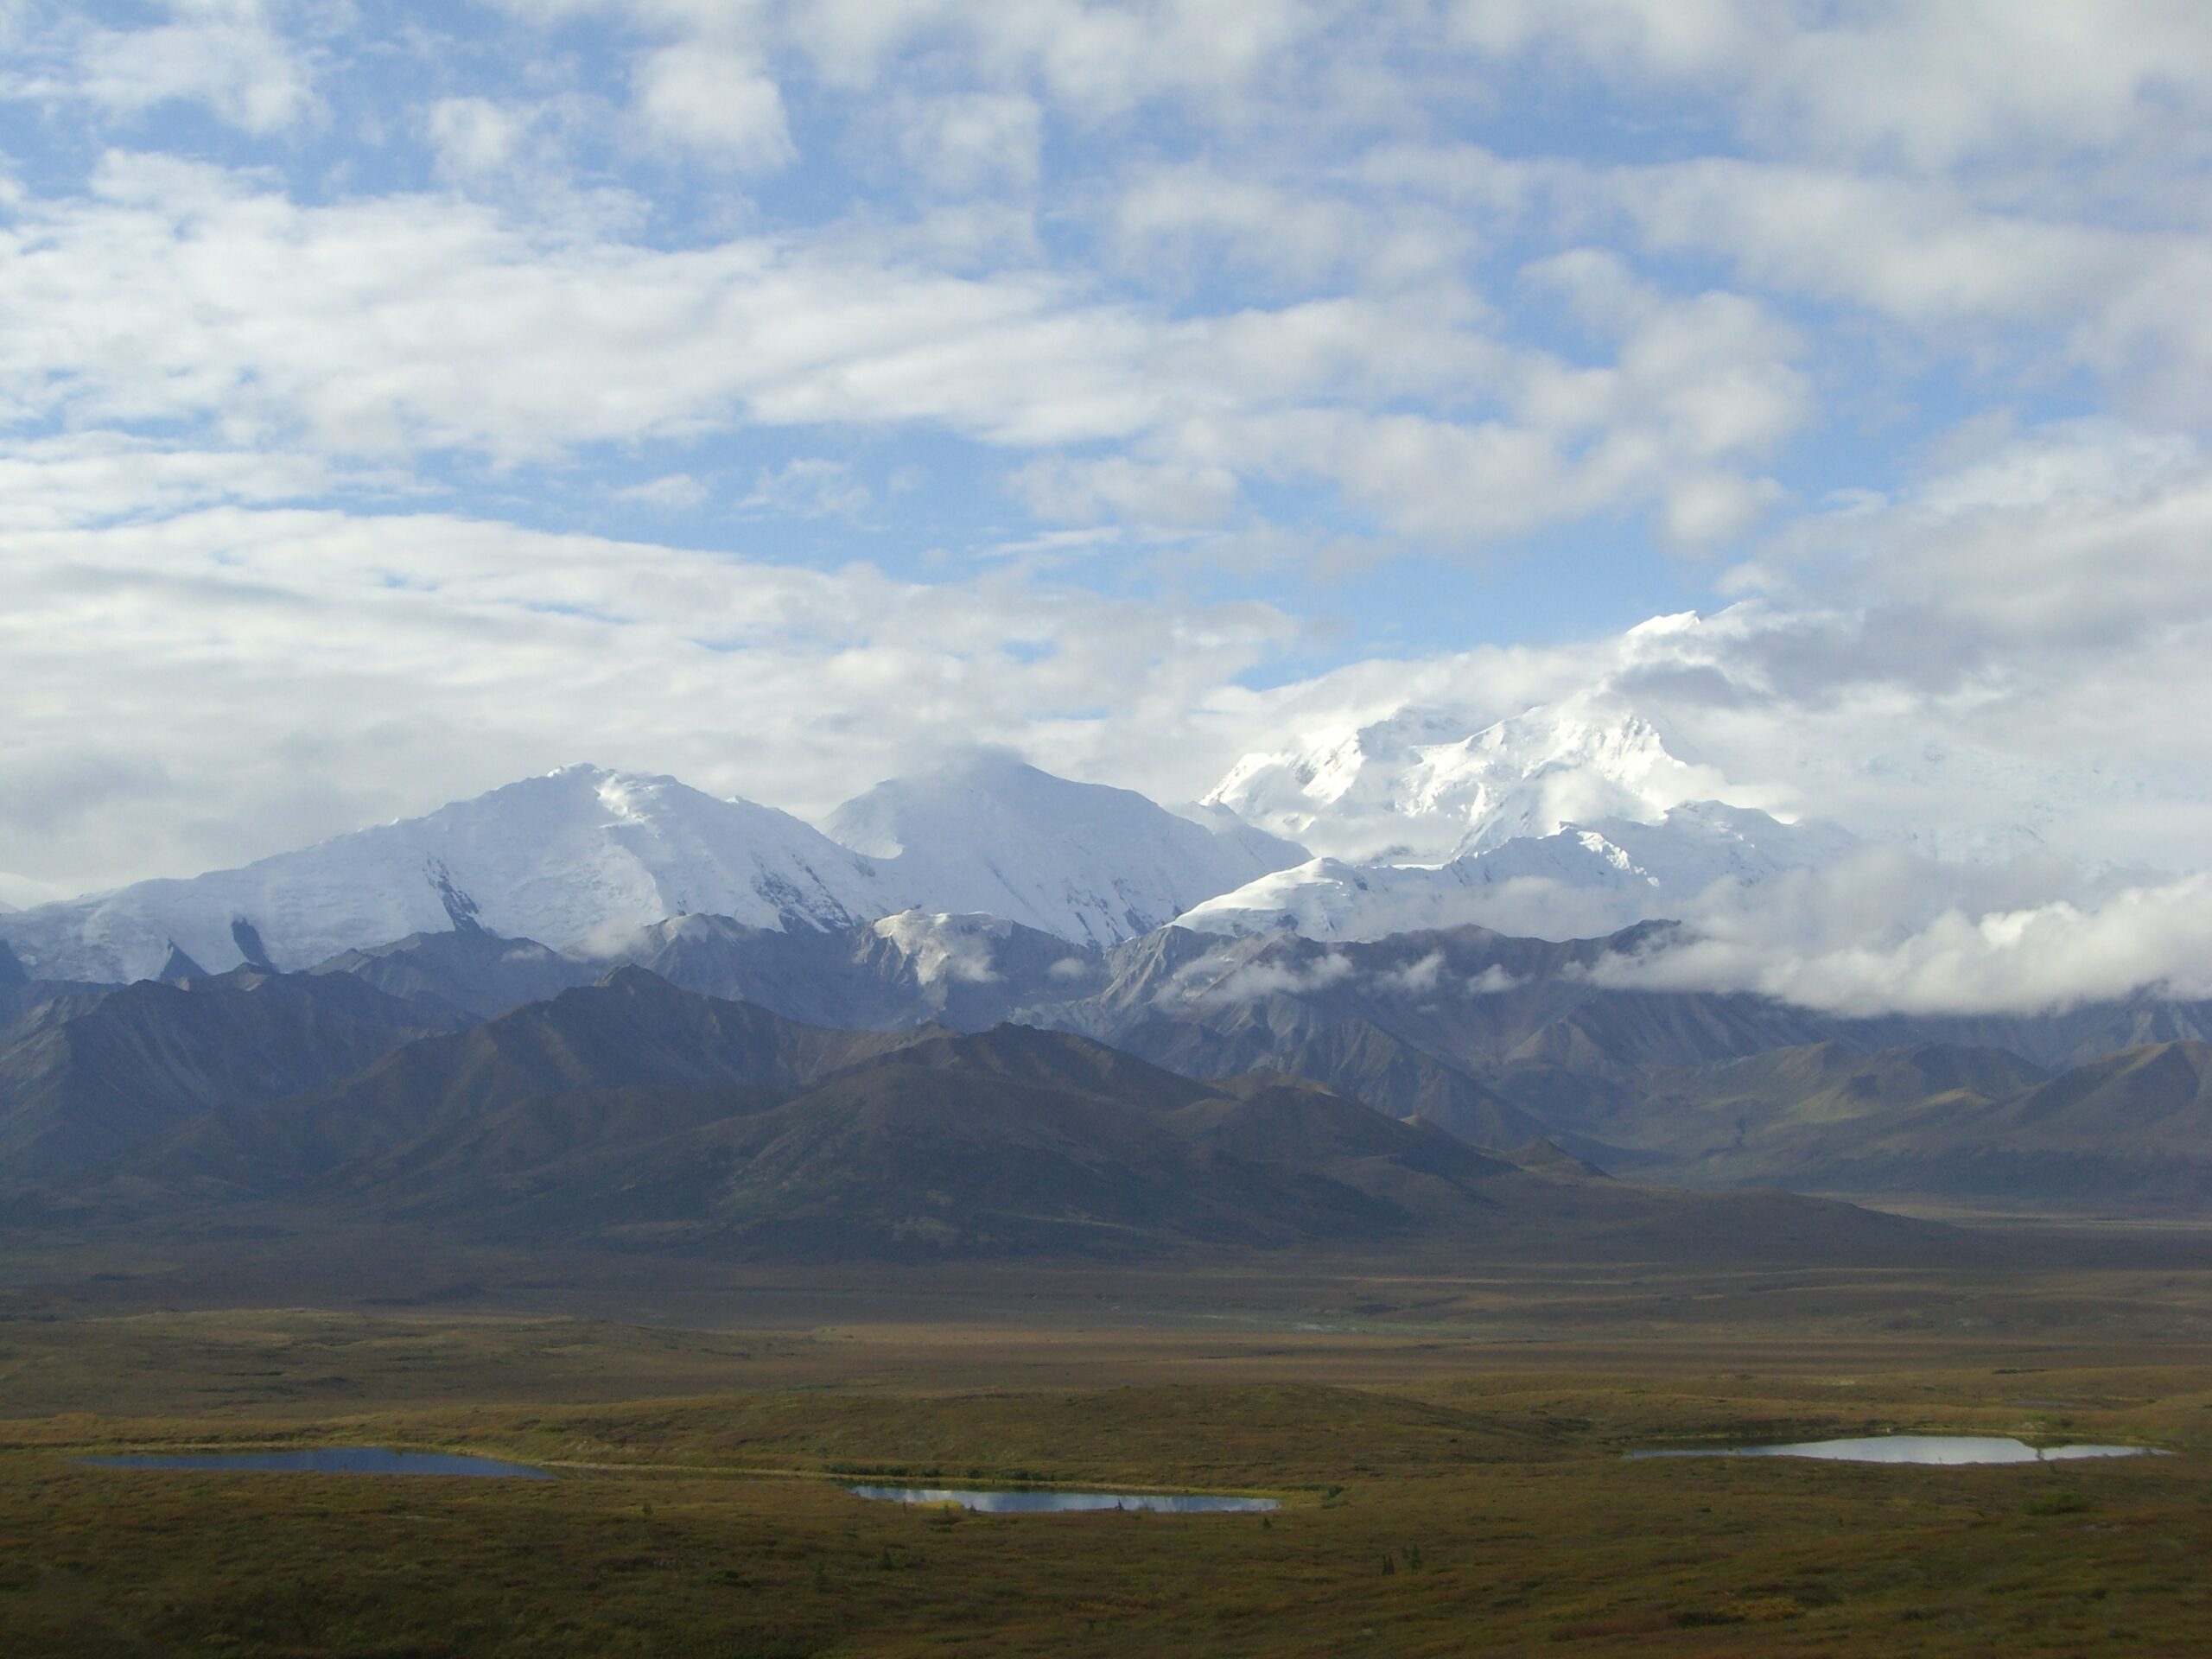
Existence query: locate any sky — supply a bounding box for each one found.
[3,0,2211,918]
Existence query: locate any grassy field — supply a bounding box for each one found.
[3,1253,2210,1656]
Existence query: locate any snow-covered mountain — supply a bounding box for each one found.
[1178,802,1858,941]
[3,758,1307,982]
[823,753,1307,949]
[1204,694,1764,864]
[3,766,892,983]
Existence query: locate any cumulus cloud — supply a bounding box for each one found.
[632,41,795,170]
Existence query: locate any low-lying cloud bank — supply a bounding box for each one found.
[1591,851,2212,1018]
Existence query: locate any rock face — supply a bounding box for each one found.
[156,943,207,984]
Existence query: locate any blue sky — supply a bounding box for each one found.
[1,1,2209,899]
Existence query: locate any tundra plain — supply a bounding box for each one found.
[4,1236,2210,1657]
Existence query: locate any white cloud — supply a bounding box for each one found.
[426,97,532,184]
[613,472,709,509]
[1449,0,2212,171]
[1166,947,1357,1007]
[0,155,1155,459]
[8,0,315,135]
[0,156,1816,550]
[0,503,1296,893]
[0,433,337,531]
[1010,456,1238,527]
[632,40,795,170]
[1590,857,2212,1018]
[891,92,1045,194]
[785,0,1335,115]
[1605,159,2212,421]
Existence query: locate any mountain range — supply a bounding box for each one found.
[3,701,1873,984]
[7,904,2211,1232]
[2,709,2204,1240]
[0,959,1961,1264]
[2,756,1306,982]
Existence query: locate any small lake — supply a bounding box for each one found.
[79,1446,552,1479]
[1629,1435,2162,1465]
[848,1484,1278,1513]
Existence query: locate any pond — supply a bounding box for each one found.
[78,1446,552,1479]
[847,1484,1278,1513]
[1628,1435,2163,1465]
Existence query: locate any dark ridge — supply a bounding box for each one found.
[156,941,207,984]
[231,917,277,972]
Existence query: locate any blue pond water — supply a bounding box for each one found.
[79,1446,551,1479]
[1628,1435,2161,1466]
[849,1485,1278,1513]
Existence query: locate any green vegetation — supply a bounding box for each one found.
[2,1259,2209,1656]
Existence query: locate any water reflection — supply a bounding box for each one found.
[849,1484,1277,1512]
[79,1446,552,1479]
[1629,1435,2161,1465]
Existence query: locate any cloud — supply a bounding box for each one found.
[890,92,1045,194]
[1605,159,2212,422]
[0,434,338,531]
[0,152,1818,552]
[0,503,1296,893]
[1166,947,1357,1007]
[0,0,2202,983]
[613,472,709,509]
[7,0,315,136]
[1009,456,1238,527]
[425,96,533,184]
[1587,855,2212,1017]
[632,41,796,170]
[0,153,1163,460]
[1448,0,2212,171]
[740,457,870,519]
[1109,164,1381,289]
[782,0,1336,116]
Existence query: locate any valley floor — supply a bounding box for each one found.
[3,1242,2211,1656]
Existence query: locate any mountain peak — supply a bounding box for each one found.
[8,755,1308,982]
[1205,693,1761,865]
[6,766,892,982]
[824,758,1307,947]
